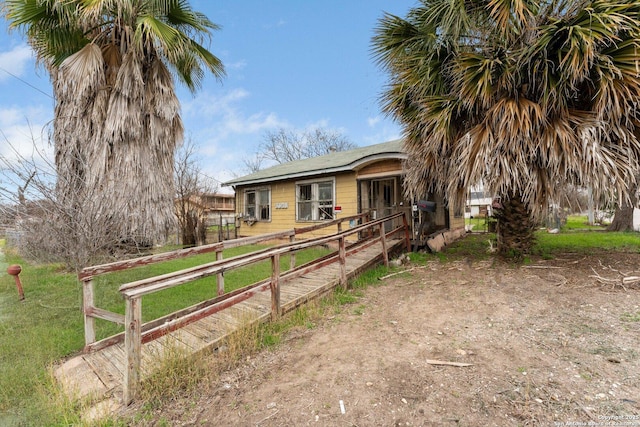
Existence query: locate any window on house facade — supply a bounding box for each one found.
[296,180,334,221]
[244,188,270,221]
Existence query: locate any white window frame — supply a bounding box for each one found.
[295,178,335,222]
[244,187,271,221]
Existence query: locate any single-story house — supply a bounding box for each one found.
[224,140,465,246]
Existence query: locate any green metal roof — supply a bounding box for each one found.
[224,139,405,188]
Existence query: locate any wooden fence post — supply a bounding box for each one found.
[216,250,225,296]
[401,213,411,251]
[380,224,389,267]
[270,253,281,321]
[289,235,296,270]
[123,296,142,405]
[339,236,347,288]
[82,279,96,348]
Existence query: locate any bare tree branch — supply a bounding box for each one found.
[0,129,141,272]
[242,154,264,174]
[255,127,356,167]
[174,139,219,247]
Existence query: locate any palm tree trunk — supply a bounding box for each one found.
[494,192,536,260]
[607,180,638,232]
[53,51,179,250]
[607,206,635,231]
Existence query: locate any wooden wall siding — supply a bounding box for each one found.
[334,172,358,218]
[449,207,466,230]
[269,181,296,232]
[236,181,295,236]
[236,173,359,238]
[433,193,447,226]
[356,159,403,177]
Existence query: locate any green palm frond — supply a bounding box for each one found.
[187,38,225,78]
[413,0,477,44]
[592,40,640,122]
[163,0,220,33]
[486,0,537,36]
[3,0,226,246]
[371,13,424,70]
[137,14,181,51]
[5,0,87,65]
[4,0,225,89]
[453,52,506,111]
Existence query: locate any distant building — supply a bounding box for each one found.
[200,193,236,225]
[466,187,493,219]
[178,193,236,226]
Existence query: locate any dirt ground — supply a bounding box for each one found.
[133,251,640,426]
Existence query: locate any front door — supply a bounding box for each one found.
[371,178,396,231]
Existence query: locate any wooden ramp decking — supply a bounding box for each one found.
[54,237,404,411]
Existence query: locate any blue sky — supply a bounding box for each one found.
[0,1,416,192]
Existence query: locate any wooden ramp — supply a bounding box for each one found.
[55,237,404,412]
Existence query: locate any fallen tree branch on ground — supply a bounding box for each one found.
[378,268,416,280]
[426,359,473,367]
[589,266,640,291]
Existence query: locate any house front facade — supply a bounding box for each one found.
[224,140,464,243]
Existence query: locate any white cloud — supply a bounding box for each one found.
[194,109,285,160]
[304,119,329,130]
[367,115,382,127]
[226,60,247,70]
[0,105,54,201]
[223,111,282,135]
[262,19,286,30]
[0,106,52,161]
[182,88,250,117]
[302,119,348,136]
[183,88,287,148]
[360,125,403,147]
[0,45,34,83]
[180,88,289,182]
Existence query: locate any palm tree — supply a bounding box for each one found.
[372,0,640,258]
[5,0,225,251]
[608,178,639,231]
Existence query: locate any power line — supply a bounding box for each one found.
[0,67,53,99]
